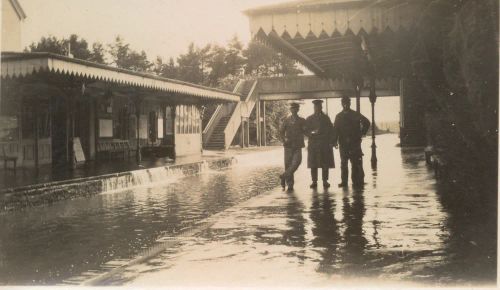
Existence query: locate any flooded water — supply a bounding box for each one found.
[0,134,496,286]
[0,151,282,285]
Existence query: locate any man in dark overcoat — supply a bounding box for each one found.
[332,96,370,188]
[279,102,307,192]
[305,99,335,189]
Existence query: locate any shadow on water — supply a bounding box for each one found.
[341,187,368,276]
[309,189,340,273]
[282,191,306,249]
[430,180,497,284]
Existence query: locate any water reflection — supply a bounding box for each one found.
[309,190,340,273]
[0,134,496,286]
[341,188,368,275]
[282,192,306,249]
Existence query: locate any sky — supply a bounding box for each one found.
[20,0,289,60]
[18,0,400,122]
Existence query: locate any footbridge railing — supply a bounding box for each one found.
[223,80,258,149]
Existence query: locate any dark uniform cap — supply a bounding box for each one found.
[312,99,324,105]
[289,102,300,108]
[341,96,351,104]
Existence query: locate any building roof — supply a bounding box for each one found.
[8,0,27,20]
[1,52,240,102]
[245,0,429,80]
[244,0,370,15]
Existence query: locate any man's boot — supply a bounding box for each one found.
[279,174,286,190]
[310,168,318,189]
[323,181,330,188]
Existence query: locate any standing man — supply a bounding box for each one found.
[279,102,307,192]
[332,96,371,188]
[306,100,335,189]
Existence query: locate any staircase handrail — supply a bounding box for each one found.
[202,79,245,144]
[223,80,259,149]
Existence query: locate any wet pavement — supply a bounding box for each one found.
[0,134,496,287]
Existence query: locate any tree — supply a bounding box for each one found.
[206,44,227,86]
[176,43,210,84]
[27,35,66,55]
[27,34,106,64]
[89,42,106,64]
[108,36,152,72]
[243,40,302,77]
[66,34,91,60]
[153,56,178,79]
[224,36,246,77]
[265,101,289,144]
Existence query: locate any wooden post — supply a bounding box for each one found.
[262,101,267,146]
[256,98,261,146]
[240,117,245,148]
[163,104,167,140]
[354,81,361,113]
[93,96,99,161]
[69,93,76,169]
[325,98,329,118]
[369,77,377,169]
[65,95,70,163]
[197,104,204,153]
[246,119,250,147]
[18,91,23,167]
[135,97,142,164]
[172,104,177,159]
[34,98,39,172]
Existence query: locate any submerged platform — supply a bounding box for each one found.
[0,152,235,212]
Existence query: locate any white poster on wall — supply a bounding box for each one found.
[139,116,148,139]
[158,118,164,139]
[99,119,113,137]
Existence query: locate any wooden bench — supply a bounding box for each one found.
[0,146,18,170]
[97,140,134,160]
[142,144,175,158]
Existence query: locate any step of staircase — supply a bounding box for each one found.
[204,115,232,150]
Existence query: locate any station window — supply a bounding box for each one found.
[175,105,201,135]
[175,106,180,134]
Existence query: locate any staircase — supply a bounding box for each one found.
[204,116,231,150]
[202,79,259,150]
[238,79,256,100]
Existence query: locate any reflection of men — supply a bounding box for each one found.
[310,191,340,271]
[279,102,306,192]
[306,100,335,189]
[342,188,368,267]
[333,96,370,188]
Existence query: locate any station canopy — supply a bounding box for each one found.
[1,52,240,102]
[245,0,430,81]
